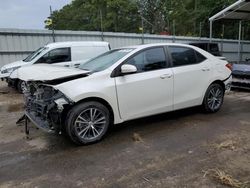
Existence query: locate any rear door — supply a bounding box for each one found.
[115,47,174,121]
[168,46,211,110]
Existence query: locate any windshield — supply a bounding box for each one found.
[79,48,134,72]
[23,47,48,62]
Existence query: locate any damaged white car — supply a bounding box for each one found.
[16,43,232,145]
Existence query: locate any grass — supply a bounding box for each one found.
[216,140,236,150]
[203,168,249,188]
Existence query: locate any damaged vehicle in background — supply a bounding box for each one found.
[16,43,232,145]
[231,59,250,89]
[0,41,110,93]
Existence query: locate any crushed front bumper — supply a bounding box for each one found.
[0,72,11,80]
[23,85,71,134]
[25,110,56,133]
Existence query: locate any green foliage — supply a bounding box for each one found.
[48,0,140,33]
[47,0,250,39]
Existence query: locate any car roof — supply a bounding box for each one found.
[189,42,218,44]
[46,41,109,48]
[118,43,196,50]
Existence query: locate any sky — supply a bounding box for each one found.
[0,0,72,29]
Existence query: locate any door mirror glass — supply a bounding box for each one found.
[121,64,137,74]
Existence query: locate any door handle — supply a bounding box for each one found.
[64,65,70,67]
[202,67,210,71]
[160,74,172,79]
[74,64,80,68]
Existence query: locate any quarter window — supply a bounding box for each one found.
[36,48,71,64]
[126,47,167,72]
[196,51,207,63]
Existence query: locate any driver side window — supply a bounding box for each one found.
[126,47,167,72]
[36,48,71,64]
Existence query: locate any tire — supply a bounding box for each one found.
[16,80,27,93]
[65,101,110,145]
[202,83,224,113]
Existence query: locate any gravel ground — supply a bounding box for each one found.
[0,81,249,188]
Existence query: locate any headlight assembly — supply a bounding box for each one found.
[54,98,69,111]
[4,66,21,73]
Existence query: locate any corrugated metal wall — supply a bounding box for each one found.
[0,28,250,67]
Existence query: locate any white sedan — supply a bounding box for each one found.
[17,43,232,145]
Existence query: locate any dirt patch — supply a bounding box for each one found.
[132,133,143,142]
[240,120,250,126]
[1,82,250,187]
[26,137,49,150]
[7,103,23,112]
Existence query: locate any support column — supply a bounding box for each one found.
[238,21,242,63]
[209,21,213,42]
[141,16,144,44]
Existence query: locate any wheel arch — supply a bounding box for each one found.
[202,79,225,113]
[63,97,115,125]
[210,80,226,91]
[202,79,225,102]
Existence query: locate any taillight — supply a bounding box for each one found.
[226,63,233,71]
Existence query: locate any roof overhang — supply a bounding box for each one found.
[209,0,250,21]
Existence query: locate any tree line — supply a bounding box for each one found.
[47,0,250,40]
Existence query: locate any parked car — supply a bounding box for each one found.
[231,59,250,89]
[16,43,232,145]
[189,42,226,60]
[0,41,110,92]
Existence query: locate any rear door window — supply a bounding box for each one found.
[168,46,206,67]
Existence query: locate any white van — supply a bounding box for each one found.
[0,41,110,92]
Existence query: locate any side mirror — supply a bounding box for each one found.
[121,64,137,74]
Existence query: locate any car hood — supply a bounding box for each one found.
[1,60,27,70]
[16,64,90,82]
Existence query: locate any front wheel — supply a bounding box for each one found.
[202,83,224,113]
[65,101,110,145]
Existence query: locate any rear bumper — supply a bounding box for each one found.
[223,75,232,92]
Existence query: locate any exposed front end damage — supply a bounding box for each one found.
[24,82,72,133]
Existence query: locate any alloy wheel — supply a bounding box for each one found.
[74,107,107,141]
[207,85,223,111]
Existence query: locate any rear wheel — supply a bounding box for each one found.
[65,101,110,145]
[203,83,224,113]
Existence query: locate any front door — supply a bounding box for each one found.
[115,47,174,121]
